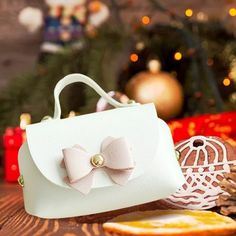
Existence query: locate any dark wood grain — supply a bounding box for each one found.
[0,183,107,236]
[0,181,174,235]
[0,182,235,236]
[0,182,166,236]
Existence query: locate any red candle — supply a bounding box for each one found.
[3,113,31,182]
[3,127,24,182]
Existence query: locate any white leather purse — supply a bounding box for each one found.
[18,73,185,219]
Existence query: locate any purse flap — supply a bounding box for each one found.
[26,103,159,189]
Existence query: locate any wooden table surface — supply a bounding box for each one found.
[0,182,165,236]
[2,182,235,236]
[0,183,107,236]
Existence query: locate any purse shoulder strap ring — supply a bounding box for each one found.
[53,73,138,119]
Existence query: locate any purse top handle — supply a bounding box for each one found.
[53,73,138,119]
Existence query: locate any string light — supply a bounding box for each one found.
[20,113,31,130]
[141,16,151,25]
[185,8,193,17]
[136,41,145,51]
[230,92,236,103]
[174,52,182,61]
[229,8,236,17]
[223,77,231,86]
[68,111,76,117]
[130,53,139,62]
[196,12,208,22]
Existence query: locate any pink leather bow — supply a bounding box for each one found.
[62,137,135,194]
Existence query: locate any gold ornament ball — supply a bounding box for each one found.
[125,70,184,120]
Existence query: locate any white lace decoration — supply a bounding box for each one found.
[164,136,236,209]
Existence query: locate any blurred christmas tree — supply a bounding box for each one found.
[0,0,235,134]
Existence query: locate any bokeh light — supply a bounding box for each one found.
[223,77,231,86]
[185,8,193,17]
[141,16,151,25]
[130,53,139,62]
[174,52,182,61]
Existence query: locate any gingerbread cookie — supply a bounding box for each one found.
[163,136,236,209]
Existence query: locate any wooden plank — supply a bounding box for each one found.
[0,183,106,236]
[0,182,167,235]
[0,182,236,235]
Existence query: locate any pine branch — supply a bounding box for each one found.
[109,0,124,28]
[216,166,236,215]
[149,0,186,22]
[147,1,225,112]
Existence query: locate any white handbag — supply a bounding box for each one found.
[18,73,185,219]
